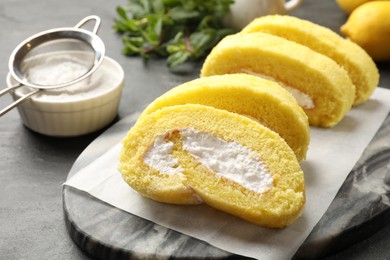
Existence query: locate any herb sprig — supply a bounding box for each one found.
[113,0,235,69]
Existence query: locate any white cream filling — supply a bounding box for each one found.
[143,129,274,194]
[143,136,183,175]
[242,69,315,109]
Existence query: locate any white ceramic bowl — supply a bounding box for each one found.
[7,54,124,137]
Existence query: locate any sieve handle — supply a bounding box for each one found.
[0,85,39,117]
[74,15,101,34]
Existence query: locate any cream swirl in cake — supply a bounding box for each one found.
[144,129,274,194]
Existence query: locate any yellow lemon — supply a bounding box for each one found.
[336,0,374,14]
[341,1,390,61]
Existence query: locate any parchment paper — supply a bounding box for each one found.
[65,87,390,260]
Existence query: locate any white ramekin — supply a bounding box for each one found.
[7,55,124,137]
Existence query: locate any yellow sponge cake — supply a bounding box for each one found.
[201,32,355,127]
[242,15,379,105]
[138,74,309,161]
[119,104,306,228]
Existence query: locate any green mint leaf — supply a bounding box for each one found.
[113,0,236,70]
[116,6,128,20]
[167,51,191,68]
[169,7,199,21]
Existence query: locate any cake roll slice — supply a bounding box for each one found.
[242,15,379,105]
[201,32,355,127]
[139,74,309,161]
[119,104,305,228]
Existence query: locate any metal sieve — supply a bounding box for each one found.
[0,15,105,116]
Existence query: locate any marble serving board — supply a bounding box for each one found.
[63,111,390,260]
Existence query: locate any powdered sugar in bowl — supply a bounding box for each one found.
[7,51,124,137]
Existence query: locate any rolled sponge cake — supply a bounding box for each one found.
[119,104,306,228]
[138,74,309,161]
[242,15,379,106]
[201,32,355,127]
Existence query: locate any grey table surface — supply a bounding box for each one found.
[1,0,390,259]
